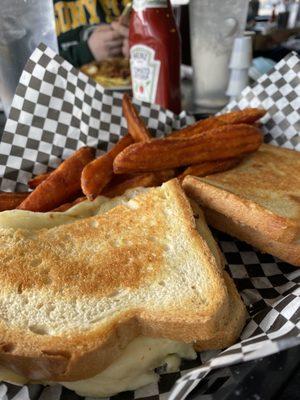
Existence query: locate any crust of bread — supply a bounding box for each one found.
[204,208,300,267]
[194,271,247,351]
[189,199,225,270]
[182,144,300,244]
[187,205,246,350]
[0,180,237,381]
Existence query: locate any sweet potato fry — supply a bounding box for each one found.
[113,124,263,174]
[102,168,175,198]
[81,95,154,201]
[216,108,266,125]
[28,172,51,189]
[52,196,86,212]
[154,169,176,182]
[102,173,159,198]
[0,192,29,211]
[18,147,95,212]
[81,134,133,200]
[169,108,266,139]
[123,93,152,142]
[178,158,241,182]
[169,119,224,139]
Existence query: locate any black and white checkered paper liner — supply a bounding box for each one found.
[0,46,299,400]
[0,44,193,192]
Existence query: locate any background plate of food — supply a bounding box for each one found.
[81,57,131,90]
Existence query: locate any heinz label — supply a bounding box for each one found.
[130,45,161,104]
[133,0,167,12]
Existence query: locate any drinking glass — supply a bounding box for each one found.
[0,0,58,116]
[189,0,249,113]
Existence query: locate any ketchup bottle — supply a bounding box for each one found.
[129,0,181,114]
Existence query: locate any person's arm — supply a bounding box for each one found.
[57,26,95,67]
[60,42,95,68]
[58,24,124,67]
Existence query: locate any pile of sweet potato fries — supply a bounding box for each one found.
[1,94,265,212]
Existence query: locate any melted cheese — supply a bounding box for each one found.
[0,188,147,231]
[60,337,196,397]
[0,337,196,397]
[0,366,28,385]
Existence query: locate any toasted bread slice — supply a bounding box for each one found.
[189,204,246,349]
[205,208,300,267]
[183,144,300,244]
[190,199,225,270]
[0,180,244,382]
[194,271,247,351]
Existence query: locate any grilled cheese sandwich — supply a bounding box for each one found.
[0,181,246,397]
